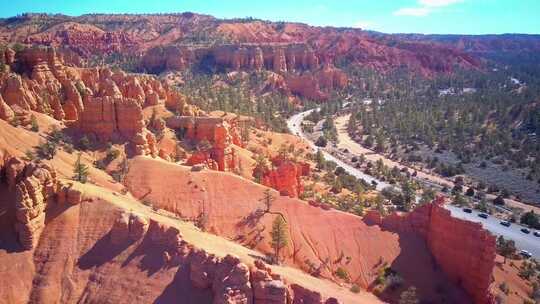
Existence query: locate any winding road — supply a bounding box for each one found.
[287,108,540,259]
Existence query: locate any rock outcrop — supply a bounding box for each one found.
[105,212,341,304]
[0,94,14,121]
[0,47,189,158]
[2,157,60,250]
[167,116,241,172]
[259,157,310,198]
[364,196,496,304]
[110,212,150,245]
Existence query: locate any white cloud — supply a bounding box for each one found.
[353,20,374,29]
[419,0,463,7]
[393,0,463,17]
[393,7,432,17]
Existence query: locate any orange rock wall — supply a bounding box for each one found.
[140,43,347,101]
[366,197,496,304]
[261,158,310,197]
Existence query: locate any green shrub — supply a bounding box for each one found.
[350,284,360,294]
[335,267,349,282]
[30,115,39,132]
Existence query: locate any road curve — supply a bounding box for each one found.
[287,109,540,259]
[287,109,391,191]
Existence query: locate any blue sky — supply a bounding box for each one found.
[2,0,539,34]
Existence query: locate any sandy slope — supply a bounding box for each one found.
[80,183,384,304]
[0,117,123,192]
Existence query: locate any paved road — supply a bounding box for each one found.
[287,109,390,191]
[287,108,540,259]
[446,205,540,258]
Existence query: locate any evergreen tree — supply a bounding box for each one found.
[260,188,275,213]
[401,180,416,211]
[270,215,288,264]
[73,153,89,183]
[496,236,516,264]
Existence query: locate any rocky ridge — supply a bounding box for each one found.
[0,46,193,157]
[108,211,342,304]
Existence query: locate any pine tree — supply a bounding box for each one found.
[270,215,288,264]
[401,180,416,211]
[260,189,275,213]
[73,153,89,183]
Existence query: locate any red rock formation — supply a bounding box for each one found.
[0,47,192,158]
[79,96,145,140]
[1,157,60,250]
[427,203,496,304]
[366,197,496,304]
[167,116,241,171]
[286,66,348,101]
[0,94,14,121]
[23,22,140,57]
[259,157,310,198]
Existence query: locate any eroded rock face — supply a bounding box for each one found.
[79,96,145,140]
[142,44,322,75]
[427,203,496,304]
[259,157,310,198]
[0,94,14,121]
[251,260,289,304]
[2,158,60,250]
[370,196,496,304]
[140,43,346,100]
[23,23,140,57]
[168,116,240,172]
[109,212,150,245]
[0,47,190,158]
[285,66,348,101]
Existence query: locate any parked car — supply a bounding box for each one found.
[520,250,532,258]
[463,208,473,213]
[521,228,531,234]
[478,213,489,219]
[500,221,511,227]
[534,231,540,237]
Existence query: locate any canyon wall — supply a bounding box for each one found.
[140,44,347,101]
[364,197,496,304]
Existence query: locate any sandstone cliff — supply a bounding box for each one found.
[0,155,83,250]
[364,197,496,304]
